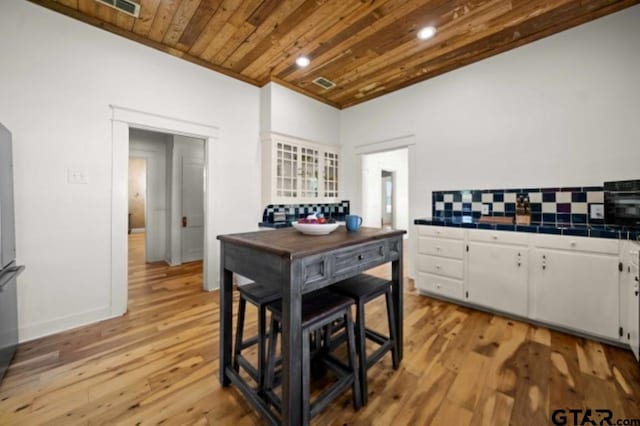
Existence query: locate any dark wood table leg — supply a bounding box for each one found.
[219,243,233,386]
[281,261,303,425]
[392,238,404,361]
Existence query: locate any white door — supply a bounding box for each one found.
[381,173,393,228]
[181,157,204,263]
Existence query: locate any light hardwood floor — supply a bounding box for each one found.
[0,233,639,425]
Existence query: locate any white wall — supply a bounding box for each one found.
[340,5,640,278]
[361,149,409,233]
[262,83,341,145]
[0,0,261,341]
[129,128,170,263]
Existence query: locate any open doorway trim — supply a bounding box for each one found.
[110,105,219,317]
[355,134,417,279]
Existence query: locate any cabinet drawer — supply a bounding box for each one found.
[417,272,463,300]
[417,226,464,240]
[417,254,463,280]
[418,237,464,259]
[533,234,619,255]
[468,229,529,246]
[332,240,388,276]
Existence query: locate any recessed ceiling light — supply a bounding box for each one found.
[296,56,310,67]
[417,26,437,40]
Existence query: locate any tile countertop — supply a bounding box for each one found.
[414,217,640,241]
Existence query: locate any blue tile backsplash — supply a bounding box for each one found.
[432,186,605,226]
[262,200,350,224]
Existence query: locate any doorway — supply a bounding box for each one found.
[111,105,219,317]
[128,128,205,268]
[361,148,408,233]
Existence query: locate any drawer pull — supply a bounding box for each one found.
[492,235,498,240]
[436,264,441,269]
[570,241,576,247]
[358,254,364,260]
[436,246,441,251]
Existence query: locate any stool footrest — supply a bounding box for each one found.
[365,328,388,346]
[366,341,394,368]
[236,355,259,382]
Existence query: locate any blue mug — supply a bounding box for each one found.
[345,215,363,231]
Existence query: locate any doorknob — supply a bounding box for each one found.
[182,216,187,227]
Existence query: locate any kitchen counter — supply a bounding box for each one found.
[415,217,640,241]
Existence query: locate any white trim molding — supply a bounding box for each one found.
[110,106,220,317]
[355,134,418,281]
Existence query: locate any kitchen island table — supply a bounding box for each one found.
[217,226,405,425]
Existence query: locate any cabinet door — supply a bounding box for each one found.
[298,145,320,199]
[323,150,339,200]
[467,242,528,316]
[531,249,620,339]
[275,141,299,199]
[628,255,639,361]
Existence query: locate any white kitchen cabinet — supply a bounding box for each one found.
[530,235,621,340]
[416,226,465,301]
[467,230,529,316]
[261,133,340,205]
[624,243,639,360]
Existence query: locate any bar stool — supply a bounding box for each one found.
[264,290,361,424]
[330,273,398,405]
[233,282,281,393]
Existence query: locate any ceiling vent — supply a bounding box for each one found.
[312,77,336,90]
[95,0,141,17]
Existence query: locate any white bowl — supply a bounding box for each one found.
[292,221,340,236]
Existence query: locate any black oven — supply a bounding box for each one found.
[604,180,640,227]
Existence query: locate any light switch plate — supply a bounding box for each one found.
[67,169,88,184]
[590,203,604,219]
[482,204,490,215]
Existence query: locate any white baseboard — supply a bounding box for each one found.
[18,305,117,343]
[131,228,145,234]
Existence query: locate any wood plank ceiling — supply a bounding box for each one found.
[29,0,639,109]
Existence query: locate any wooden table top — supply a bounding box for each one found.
[217,226,406,259]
